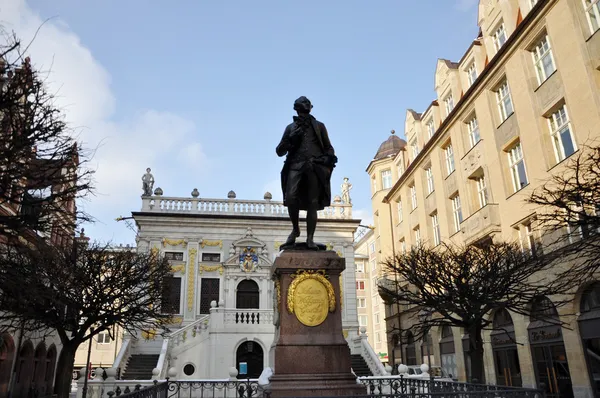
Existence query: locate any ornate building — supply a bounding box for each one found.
[367,0,600,397]
[111,185,368,380]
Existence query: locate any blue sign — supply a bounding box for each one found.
[239,362,248,375]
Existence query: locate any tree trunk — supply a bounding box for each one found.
[53,342,77,398]
[467,326,486,384]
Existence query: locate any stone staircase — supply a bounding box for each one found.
[121,354,159,380]
[351,354,373,377]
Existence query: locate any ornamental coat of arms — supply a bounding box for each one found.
[239,247,259,272]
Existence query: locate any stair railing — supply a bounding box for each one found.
[352,327,388,376]
[154,338,169,380]
[113,338,133,379]
[168,315,210,348]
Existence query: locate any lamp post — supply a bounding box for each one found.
[82,326,94,398]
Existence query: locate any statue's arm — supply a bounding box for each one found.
[320,123,335,156]
[276,126,292,157]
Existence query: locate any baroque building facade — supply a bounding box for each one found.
[111,187,368,380]
[367,0,600,397]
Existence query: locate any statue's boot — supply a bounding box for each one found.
[284,228,300,246]
[306,235,318,250]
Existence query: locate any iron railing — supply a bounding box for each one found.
[92,379,262,398]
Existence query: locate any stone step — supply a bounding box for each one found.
[350,354,373,377]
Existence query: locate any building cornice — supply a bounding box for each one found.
[383,0,553,204]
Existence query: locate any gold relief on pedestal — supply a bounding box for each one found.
[287,270,335,327]
[150,246,159,259]
[274,279,281,308]
[201,240,223,249]
[198,265,224,275]
[274,241,282,250]
[141,329,156,340]
[162,238,186,247]
[339,274,344,310]
[342,329,349,339]
[187,248,197,311]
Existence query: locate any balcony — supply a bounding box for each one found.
[460,204,502,245]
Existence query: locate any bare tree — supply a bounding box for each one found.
[0,31,93,242]
[379,242,570,383]
[528,143,600,281]
[0,242,173,398]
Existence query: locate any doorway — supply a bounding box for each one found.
[236,341,264,379]
[491,309,522,387]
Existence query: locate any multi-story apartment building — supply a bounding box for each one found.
[367,0,600,397]
[354,228,389,365]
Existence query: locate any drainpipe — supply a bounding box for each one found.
[387,201,403,371]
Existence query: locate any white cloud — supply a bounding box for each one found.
[1,0,207,242]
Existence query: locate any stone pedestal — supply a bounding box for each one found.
[269,250,366,397]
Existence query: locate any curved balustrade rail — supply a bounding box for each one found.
[141,197,353,219]
[223,309,274,325]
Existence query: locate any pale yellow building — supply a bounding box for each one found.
[367,0,600,397]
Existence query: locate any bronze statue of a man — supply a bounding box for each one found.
[276,96,337,250]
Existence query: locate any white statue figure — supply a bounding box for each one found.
[142,168,155,196]
[341,177,353,204]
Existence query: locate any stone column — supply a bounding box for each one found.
[269,250,366,397]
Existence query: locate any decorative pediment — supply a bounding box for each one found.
[225,227,271,272]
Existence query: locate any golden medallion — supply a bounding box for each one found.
[287,270,335,327]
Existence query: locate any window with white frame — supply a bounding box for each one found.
[451,195,463,233]
[431,213,441,246]
[425,167,435,195]
[414,227,421,247]
[467,117,481,148]
[530,0,539,8]
[400,239,407,253]
[519,221,539,256]
[532,35,556,85]
[508,142,528,192]
[397,200,403,223]
[427,120,435,139]
[97,331,112,344]
[549,105,577,162]
[476,176,488,208]
[410,139,420,160]
[493,23,508,52]
[371,260,377,271]
[356,280,365,290]
[398,163,405,177]
[381,169,392,189]
[357,298,367,308]
[496,81,514,122]
[444,144,455,175]
[583,0,600,34]
[444,94,455,116]
[369,242,375,255]
[356,262,364,273]
[467,63,477,86]
[376,332,381,343]
[410,185,418,210]
[375,313,380,324]
[567,203,589,243]
[372,177,377,192]
[372,277,378,291]
[359,315,368,327]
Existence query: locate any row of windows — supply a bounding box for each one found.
[164,251,221,262]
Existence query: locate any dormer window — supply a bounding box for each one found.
[493,23,507,52]
[467,63,477,86]
[426,120,435,139]
[410,139,420,160]
[444,94,455,116]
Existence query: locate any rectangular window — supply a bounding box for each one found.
[381,170,392,189]
[583,0,600,34]
[356,262,364,273]
[425,168,435,195]
[410,139,420,160]
[431,213,441,246]
[549,105,577,162]
[467,117,481,147]
[359,315,368,327]
[507,143,528,192]
[397,200,403,223]
[371,260,377,271]
[414,227,421,247]
[451,195,463,233]
[398,163,405,177]
[493,23,508,52]
[164,251,184,261]
[376,332,381,343]
[410,185,418,210]
[567,204,589,243]
[444,144,455,175]
[357,298,367,308]
[532,35,556,84]
[372,177,377,192]
[375,313,380,324]
[161,276,182,314]
[427,120,435,139]
[97,332,112,344]
[476,176,488,208]
[372,277,378,291]
[400,239,407,254]
[519,222,538,256]
[202,253,221,262]
[356,280,365,290]
[444,94,455,116]
[369,242,375,255]
[467,63,477,86]
[496,81,514,122]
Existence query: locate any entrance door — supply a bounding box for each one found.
[236,341,264,379]
[533,345,574,398]
[493,348,522,387]
[200,278,220,314]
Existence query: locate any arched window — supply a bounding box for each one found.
[579,283,600,398]
[530,296,559,321]
[45,345,57,395]
[581,283,600,313]
[439,326,456,379]
[33,343,47,396]
[421,333,434,366]
[0,334,15,397]
[491,309,522,387]
[236,280,259,309]
[15,340,34,398]
[405,332,417,366]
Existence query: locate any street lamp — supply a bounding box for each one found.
[82,326,95,398]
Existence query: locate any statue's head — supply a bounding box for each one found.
[293,96,312,114]
[146,168,151,173]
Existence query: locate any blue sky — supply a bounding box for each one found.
[1,0,479,244]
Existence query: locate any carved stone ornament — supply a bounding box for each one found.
[287,270,335,327]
